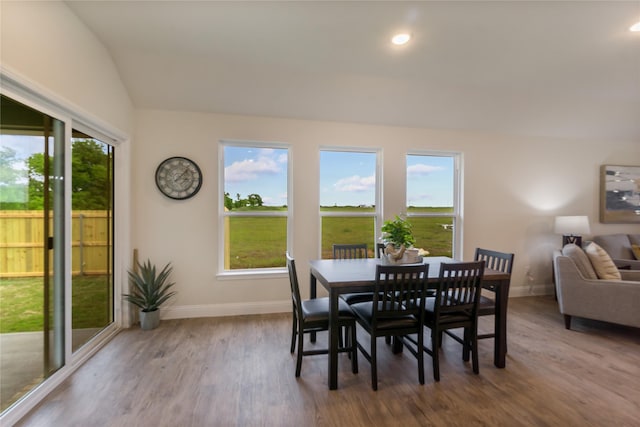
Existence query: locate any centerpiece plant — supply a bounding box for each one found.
[380,215,416,261]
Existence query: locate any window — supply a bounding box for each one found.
[220,141,290,271]
[319,149,380,258]
[406,152,460,258]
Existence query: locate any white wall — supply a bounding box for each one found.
[134,109,640,319]
[1,0,135,321]
[0,0,133,134]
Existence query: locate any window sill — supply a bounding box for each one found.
[216,268,287,281]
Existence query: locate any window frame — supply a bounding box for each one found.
[405,150,462,259]
[218,139,292,277]
[318,146,382,258]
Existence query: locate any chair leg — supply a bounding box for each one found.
[290,314,297,354]
[471,324,479,375]
[371,335,378,391]
[350,323,358,374]
[295,325,304,377]
[432,329,440,382]
[462,327,470,362]
[417,332,425,385]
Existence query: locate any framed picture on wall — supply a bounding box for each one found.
[600,165,640,223]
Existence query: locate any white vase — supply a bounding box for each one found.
[139,309,160,330]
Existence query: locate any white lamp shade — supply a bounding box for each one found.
[554,216,590,235]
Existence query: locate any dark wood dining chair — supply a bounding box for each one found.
[334,244,377,305]
[421,261,485,381]
[376,242,386,258]
[445,248,514,360]
[333,243,368,259]
[286,253,358,377]
[350,263,429,390]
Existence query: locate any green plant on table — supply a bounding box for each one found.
[381,215,416,248]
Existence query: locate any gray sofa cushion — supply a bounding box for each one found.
[593,234,633,260]
[562,244,597,280]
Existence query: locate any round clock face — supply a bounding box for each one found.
[155,157,202,200]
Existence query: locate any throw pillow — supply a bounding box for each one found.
[562,244,598,280]
[584,242,622,280]
[631,244,640,261]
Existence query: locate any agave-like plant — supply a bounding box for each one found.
[123,259,176,312]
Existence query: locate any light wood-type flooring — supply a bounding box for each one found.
[16,296,640,427]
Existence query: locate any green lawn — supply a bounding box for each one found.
[0,275,111,333]
[2,208,452,331]
[228,207,454,267]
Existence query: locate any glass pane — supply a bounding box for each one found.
[321,216,376,259]
[71,133,113,352]
[222,145,288,270]
[223,146,288,210]
[227,216,287,269]
[406,154,454,213]
[320,151,376,208]
[0,95,65,412]
[409,216,454,257]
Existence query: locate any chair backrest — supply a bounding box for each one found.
[474,248,514,275]
[372,264,429,326]
[434,261,485,316]
[333,243,368,259]
[376,242,386,259]
[286,252,303,318]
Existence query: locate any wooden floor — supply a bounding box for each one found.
[16,296,640,427]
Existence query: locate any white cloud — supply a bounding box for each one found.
[333,175,375,192]
[225,154,281,183]
[407,164,444,176]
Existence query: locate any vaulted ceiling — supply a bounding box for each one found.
[66,1,640,141]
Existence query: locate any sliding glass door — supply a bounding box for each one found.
[0,95,65,411]
[70,131,114,352]
[0,94,115,413]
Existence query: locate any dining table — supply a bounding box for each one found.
[308,256,512,390]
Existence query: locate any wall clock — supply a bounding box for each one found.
[155,156,203,200]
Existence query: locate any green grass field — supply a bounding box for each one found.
[0,275,111,333]
[2,208,452,331]
[229,206,453,267]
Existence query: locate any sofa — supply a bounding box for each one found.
[592,233,640,270]
[553,244,640,329]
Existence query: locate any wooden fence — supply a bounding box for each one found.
[0,210,111,278]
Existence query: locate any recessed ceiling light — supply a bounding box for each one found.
[631,22,640,32]
[391,33,411,45]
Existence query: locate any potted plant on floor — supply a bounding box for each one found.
[123,259,176,330]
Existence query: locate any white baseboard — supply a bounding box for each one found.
[509,282,554,297]
[161,284,555,322]
[161,300,290,320]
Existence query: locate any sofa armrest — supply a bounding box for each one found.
[613,258,640,270]
[620,270,640,281]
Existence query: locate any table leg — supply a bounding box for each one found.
[494,278,509,368]
[310,272,317,343]
[328,288,340,390]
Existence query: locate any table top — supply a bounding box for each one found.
[309,256,509,291]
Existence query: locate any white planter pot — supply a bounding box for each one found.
[139,309,160,330]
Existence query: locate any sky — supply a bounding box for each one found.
[4,139,454,208]
[224,146,454,208]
